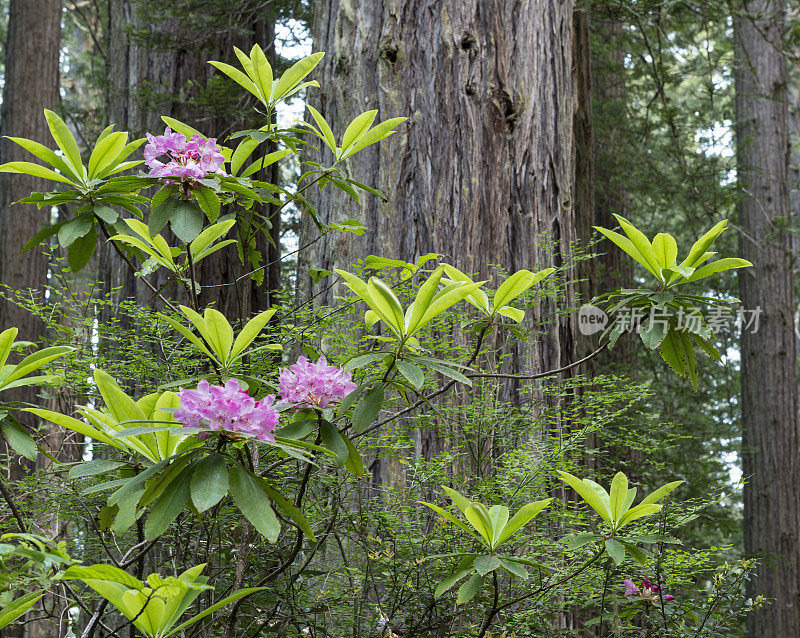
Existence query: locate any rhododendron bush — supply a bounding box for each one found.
[0,46,760,637]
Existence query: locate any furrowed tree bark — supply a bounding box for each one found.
[103,0,279,322]
[735,2,800,635]
[300,0,582,448]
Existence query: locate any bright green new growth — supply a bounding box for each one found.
[58,563,263,638]
[0,327,73,461]
[558,471,683,565]
[593,216,751,390]
[420,487,552,603]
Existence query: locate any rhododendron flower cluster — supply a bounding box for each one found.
[278,355,357,409]
[623,577,675,602]
[144,127,225,180]
[174,379,278,441]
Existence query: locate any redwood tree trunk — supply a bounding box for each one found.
[735,2,800,635]
[103,0,278,322]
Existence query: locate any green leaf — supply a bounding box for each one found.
[473,555,501,576]
[23,222,66,252]
[613,214,662,279]
[496,306,525,322]
[442,485,472,513]
[193,186,221,222]
[0,160,77,185]
[605,539,625,565]
[557,471,611,522]
[499,559,529,579]
[496,498,552,546]
[190,454,229,512]
[66,224,96,272]
[617,504,662,528]
[88,131,128,180]
[341,117,407,159]
[340,110,378,155]
[434,567,473,599]
[352,385,384,433]
[594,226,659,279]
[683,257,752,283]
[209,60,262,102]
[189,219,236,261]
[260,481,316,541]
[319,419,348,465]
[494,270,536,310]
[1,419,36,461]
[68,459,128,479]
[457,573,483,604]
[163,586,266,638]
[170,200,204,243]
[367,277,405,336]
[638,316,669,350]
[249,43,274,102]
[148,194,179,237]
[652,233,678,269]
[306,105,337,152]
[682,220,728,268]
[274,52,324,102]
[58,215,93,247]
[609,472,629,522]
[0,591,45,629]
[464,503,493,546]
[228,465,280,542]
[43,109,84,177]
[144,467,191,540]
[343,434,365,478]
[201,308,233,363]
[5,135,79,181]
[229,308,276,361]
[639,480,683,507]
[419,501,483,543]
[396,360,424,389]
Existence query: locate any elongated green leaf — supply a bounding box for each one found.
[352,385,384,433]
[442,485,472,513]
[170,200,204,243]
[0,591,44,629]
[496,498,552,546]
[68,225,97,273]
[1,419,36,461]
[457,573,483,604]
[639,480,683,506]
[3,345,72,386]
[230,308,276,361]
[557,471,611,522]
[144,466,191,540]
[274,52,324,101]
[260,482,316,541]
[202,308,233,362]
[617,503,662,527]
[396,360,424,389]
[0,328,16,368]
[434,567,473,599]
[609,472,629,522]
[319,419,348,465]
[26,408,122,448]
[417,281,485,331]
[249,44,274,102]
[189,219,235,260]
[58,215,93,247]
[473,554,502,576]
[6,136,79,181]
[230,137,260,175]
[163,586,266,638]
[340,110,378,156]
[405,266,444,334]
[0,160,77,185]
[190,454,229,512]
[494,270,535,310]
[464,504,493,545]
[367,277,405,335]
[488,506,510,547]
[682,220,728,268]
[605,539,625,565]
[209,60,263,102]
[652,233,678,269]
[683,257,752,283]
[594,226,658,279]
[44,110,84,177]
[342,117,407,159]
[239,149,293,178]
[306,105,336,152]
[193,186,221,222]
[419,502,483,543]
[68,459,128,479]
[148,195,179,237]
[157,313,217,362]
[88,131,128,180]
[229,465,280,542]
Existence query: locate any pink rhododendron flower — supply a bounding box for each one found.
[144,127,225,180]
[174,379,278,441]
[278,355,357,409]
[623,577,675,602]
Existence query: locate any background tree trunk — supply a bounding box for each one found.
[103,0,278,322]
[735,2,800,635]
